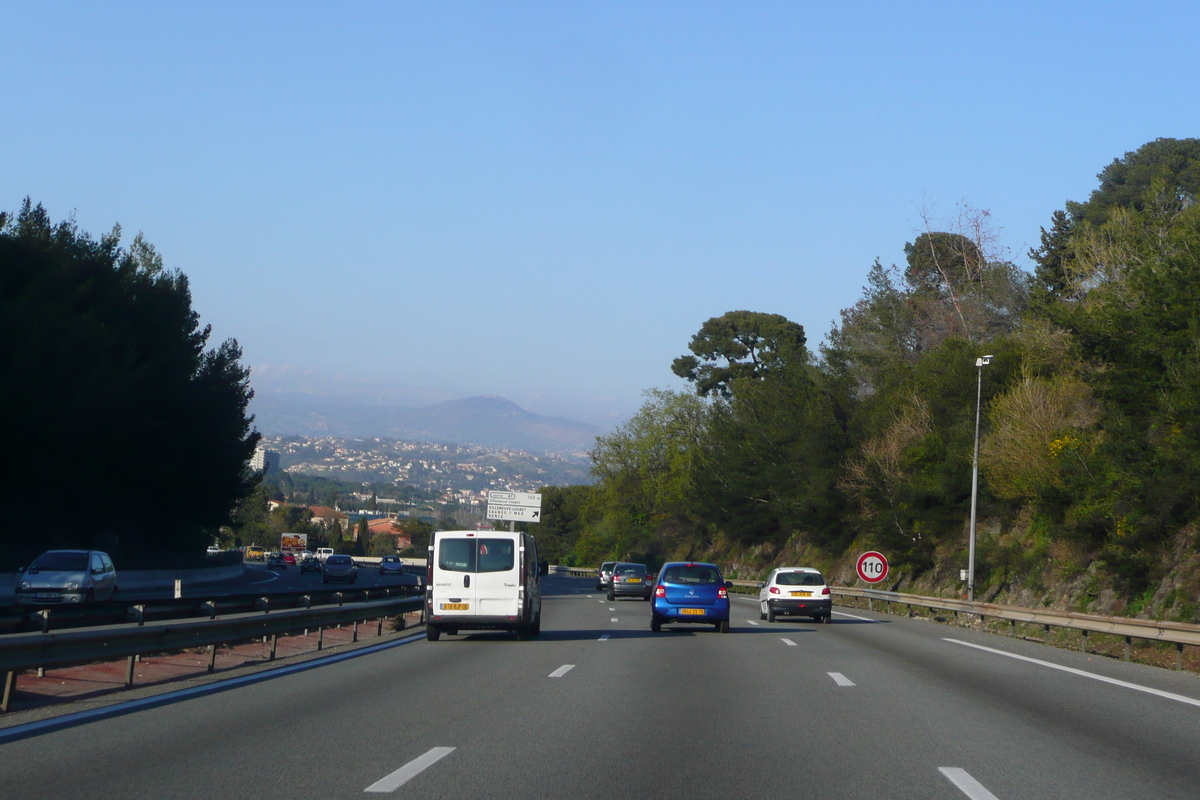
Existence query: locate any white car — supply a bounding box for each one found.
[757,567,832,623]
[17,550,119,605]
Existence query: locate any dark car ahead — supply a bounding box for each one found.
[322,554,357,584]
[379,555,404,576]
[299,556,322,574]
[650,562,732,633]
[608,562,652,601]
[267,553,287,570]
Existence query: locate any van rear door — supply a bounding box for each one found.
[433,535,477,617]
[473,536,520,618]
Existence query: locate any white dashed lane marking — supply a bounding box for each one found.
[365,747,456,793]
[746,620,759,626]
[781,638,797,647]
[549,664,575,678]
[938,768,1000,800]
[828,672,855,686]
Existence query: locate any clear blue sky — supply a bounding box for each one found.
[4,2,1198,428]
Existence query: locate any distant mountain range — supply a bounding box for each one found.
[249,395,601,455]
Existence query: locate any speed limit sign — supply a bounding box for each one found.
[856,551,888,584]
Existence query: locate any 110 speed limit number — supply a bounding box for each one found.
[856,551,888,584]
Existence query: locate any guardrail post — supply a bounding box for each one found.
[205,601,217,620]
[1010,619,1016,636]
[40,609,51,633]
[377,616,384,636]
[135,604,145,626]
[317,626,324,651]
[1,670,14,713]
[336,592,343,607]
[352,620,358,643]
[1177,643,1184,670]
[260,597,270,614]
[1124,636,1131,662]
[125,655,135,687]
[1081,629,1088,653]
[269,634,278,662]
[206,644,217,673]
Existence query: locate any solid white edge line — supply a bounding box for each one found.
[365,746,456,793]
[828,672,855,686]
[944,638,1200,708]
[549,664,575,678]
[938,767,1000,800]
[831,610,879,622]
[781,638,797,646]
[598,635,610,641]
[0,632,427,743]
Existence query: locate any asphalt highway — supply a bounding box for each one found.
[2,574,1199,799]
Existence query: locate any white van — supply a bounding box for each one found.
[315,547,335,562]
[425,530,541,640]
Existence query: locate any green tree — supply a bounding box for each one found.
[0,200,259,568]
[355,517,369,556]
[671,311,807,398]
[369,532,395,557]
[329,520,344,553]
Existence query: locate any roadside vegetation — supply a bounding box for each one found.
[532,138,1200,623]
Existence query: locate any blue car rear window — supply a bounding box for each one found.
[662,566,721,585]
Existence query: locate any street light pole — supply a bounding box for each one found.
[968,354,993,602]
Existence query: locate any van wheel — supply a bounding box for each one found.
[529,615,541,636]
[426,625,440,641]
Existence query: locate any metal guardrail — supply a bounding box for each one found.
[550,566,598,578]
[0,594,423,712]
[831,586,1199,667]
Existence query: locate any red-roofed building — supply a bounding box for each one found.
[307,506,349,528]
[364,516,412,550]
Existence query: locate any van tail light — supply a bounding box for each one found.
[769,586,780,594]
[718,586,728,599]
[822,587,831,596]
[655,584,666,598]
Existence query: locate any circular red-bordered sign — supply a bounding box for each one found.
[856,551,888,584]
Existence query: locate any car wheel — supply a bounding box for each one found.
[759,602,767,620]
[822,613,833,624]
[767,606,776,623]
[607,589,615,601]
[426,625,441,642]
[651,618,661,633]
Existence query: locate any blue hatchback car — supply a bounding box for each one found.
[650,562,732,633]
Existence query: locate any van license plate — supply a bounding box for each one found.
[790,591,812,597]
[441,603,469,611]
[680,608,705,615]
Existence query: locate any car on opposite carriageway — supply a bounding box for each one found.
[650,562,732,633]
